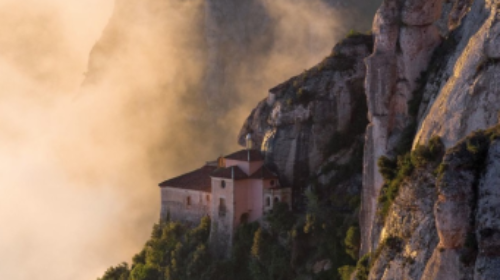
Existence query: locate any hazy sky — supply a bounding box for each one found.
[0,1,379,279]
[0,1,119,279]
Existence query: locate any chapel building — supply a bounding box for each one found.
[158,137,291,257]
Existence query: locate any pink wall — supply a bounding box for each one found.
[233,179,264,226]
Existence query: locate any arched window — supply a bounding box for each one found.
[266,197,271,207]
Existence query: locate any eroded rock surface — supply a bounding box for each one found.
[414,0,500,148]
[238,35,373,208]
[362,0,445,255]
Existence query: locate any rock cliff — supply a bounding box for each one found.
[361,0,447,255]
[238,34,373,209]
[368,127,500,280]
[239,0,500,278]
[359,0,500,278]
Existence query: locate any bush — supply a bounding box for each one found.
[355,254,371,280]
[345,226,360,260]
[266,202,295,234]
[411,136,444,167]
[338,265,356,280]
[378,153,414,219]
[377,156,397,181]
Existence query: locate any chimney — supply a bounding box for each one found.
[246,133,253,150]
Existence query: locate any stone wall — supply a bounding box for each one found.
[209,177,235,258]
[160,187,211,225]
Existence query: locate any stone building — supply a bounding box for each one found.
[158,140,291,257]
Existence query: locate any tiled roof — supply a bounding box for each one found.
[158,165,217,193]
[249,166,278,179]
[211,166,248,180]
[224,149,264,162]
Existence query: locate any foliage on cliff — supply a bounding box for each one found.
[99,194,364,280]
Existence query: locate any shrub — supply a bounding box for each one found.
[377,156,397,181]
[338,265,356,280]
[345,226,361,259]
[346,29,362,38]
[266,202,295,234]
[378,153,414,219]
[355,254,371,280]
[411,136,444,167]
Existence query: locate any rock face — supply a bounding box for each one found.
[367,127,500,280]
[414,0,500,149]
[361,0,445,255]
[361,0,500,278]
[369,165,438,280]
[237,35,373,208]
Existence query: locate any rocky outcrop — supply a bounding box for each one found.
[238,35,373,208]
[414,0,500,148]
[369,165,438,280]
[366,127,500,279]
[361,0,445,255]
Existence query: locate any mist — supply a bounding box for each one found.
[0,0,378,279]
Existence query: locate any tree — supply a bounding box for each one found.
[98,262,130,280]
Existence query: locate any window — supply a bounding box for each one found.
[266,197,271,207]
[206,195,210,202]
[221,180,226,188]
[219,198,227,217]
[186,196,191,206]
[270,180,275,187]
[274,197,280,204]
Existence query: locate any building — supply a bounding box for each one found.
[158,138,291,257]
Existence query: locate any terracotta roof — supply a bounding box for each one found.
[211,166,248,180]
[249,166,278,179]
[158,165,217,193]
[224,149,264,162]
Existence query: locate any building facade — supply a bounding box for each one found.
[158,148,291,257]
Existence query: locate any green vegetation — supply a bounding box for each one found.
[98,217,212,280]
[99,263,130,280]
[344,226,360,260]
[411,136,445,168]
[99,187,365,280]
[338,265,356,280]
[346,29,363,38]
[354,254,370,280]
[377,136,444,220]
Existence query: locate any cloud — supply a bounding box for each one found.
[0,0,379,279]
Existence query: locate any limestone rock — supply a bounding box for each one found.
[238,35,373,208]
[414,0,500,148]
[361,0,445,255]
